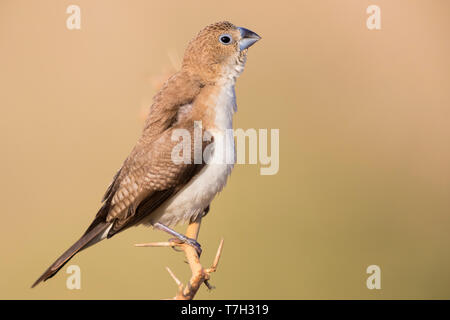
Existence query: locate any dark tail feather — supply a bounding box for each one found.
[31,222,110,288]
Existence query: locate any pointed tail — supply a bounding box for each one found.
[31,222,111,288]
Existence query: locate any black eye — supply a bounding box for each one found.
[219,34,232,45]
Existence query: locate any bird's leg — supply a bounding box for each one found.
[153,222,202,256]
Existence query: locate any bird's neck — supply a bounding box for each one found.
[191,78,236,133]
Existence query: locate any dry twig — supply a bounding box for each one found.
[135,217,224,300]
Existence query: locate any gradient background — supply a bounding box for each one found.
[1,0,449,299]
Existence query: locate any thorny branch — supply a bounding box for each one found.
[135,217,224,300]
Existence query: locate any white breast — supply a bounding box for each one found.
[145,81,237,227]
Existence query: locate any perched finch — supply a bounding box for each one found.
[32,21,260,288]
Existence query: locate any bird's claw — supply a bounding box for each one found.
[169,237,202,257]
[168,238,184,253]
[185,237,202,257]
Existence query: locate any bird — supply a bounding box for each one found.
[32,21,260,288]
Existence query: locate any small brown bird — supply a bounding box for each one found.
[32,21,260,287]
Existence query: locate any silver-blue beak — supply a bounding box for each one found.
[238,27,261,51]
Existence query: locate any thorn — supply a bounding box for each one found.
[134,241,178,247]
[166,267,182,287]
[204,280,216,291]
[211,238,224,270]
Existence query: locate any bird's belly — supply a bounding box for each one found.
[143,131,235,227]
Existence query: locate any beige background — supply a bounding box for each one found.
[1,0,449,299]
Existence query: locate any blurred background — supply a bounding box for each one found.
[1,0,449,299]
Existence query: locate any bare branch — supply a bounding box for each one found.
[135,216,224,300]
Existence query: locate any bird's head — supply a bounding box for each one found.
[182,21,261,84]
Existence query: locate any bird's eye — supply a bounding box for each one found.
[219,34,232,45]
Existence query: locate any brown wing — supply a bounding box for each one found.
[84,71,208,237]
[108,125,210,236]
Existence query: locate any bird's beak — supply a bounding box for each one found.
[238,27,261,51]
